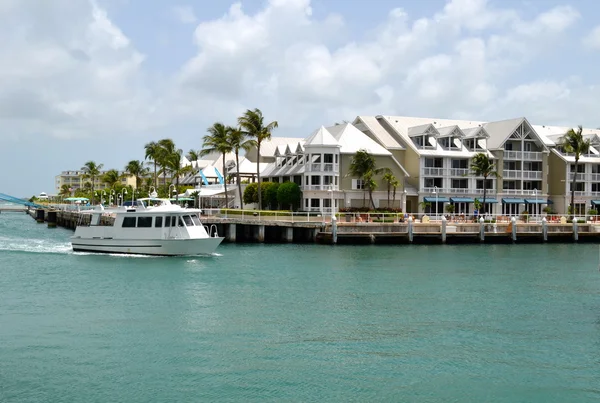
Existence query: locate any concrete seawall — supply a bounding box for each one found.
[27,208,600,245]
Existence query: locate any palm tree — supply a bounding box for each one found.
[229,127,256,209]
[164,149,194,201]
[158,139,176,186]
[124,160,148,189]
[144,141,161,189]
[470,153,498,215]
[560,125,591,217]
[81,161,103,205]
[238,108,279,210]
[102,169,122,190]
[59,184,71,197]
[349,149,378,209]
[382,171,399,209]
[201,123,233,208]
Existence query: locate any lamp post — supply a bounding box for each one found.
[111,190,116,206]
[533,188,538,219]
[121,188,128,206]
[329,185,335,217]
[403,189,407,215]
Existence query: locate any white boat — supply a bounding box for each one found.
[71,200,223,256]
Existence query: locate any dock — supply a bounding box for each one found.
[26,208,600,244]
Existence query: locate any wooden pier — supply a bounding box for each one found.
[27,208,600,244]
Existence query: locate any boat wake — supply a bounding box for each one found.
[0,236,72,255]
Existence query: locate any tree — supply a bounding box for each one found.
[164,149,194,201]
[144,141,161,189]
[81,160,103,205]
[243,182,258,205]
[229,127,255,210]
[263,182,280,210]
[102,169,122,189]
[124,160,148,189]
[59,184,71,197]
[382,170,399,209]
[560,125,591,217]
[470,153,498,215]
[201,123,233,207]
[349,149,380,209]
[157,139,176,186]
[277,182,302,210]
[238,108,279,210]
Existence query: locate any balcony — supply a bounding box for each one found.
[422,167,446,176]
[449,168,469,177]
[308,163,339,173]
[569,172,587,181]
[303,185,339,191]
[503,170,543,179]
[504,151,543,161]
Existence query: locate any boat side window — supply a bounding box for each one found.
[137,216,152,228]
[178,216,185,227]
[164,216,171,227]
[122,217,136,228]
[155,216,163,228]
[172,216,177,227]
[182,215,194,226]
[190,214,201,226]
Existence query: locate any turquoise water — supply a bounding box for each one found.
[1,213,600,402]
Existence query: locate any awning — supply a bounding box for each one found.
[524,199,546,204]
[480,198,498,204]
[546,199,554,204]
[592,200,600,206]
[450,197,474,203]
[424,197,450,203]
[502,198,525,204]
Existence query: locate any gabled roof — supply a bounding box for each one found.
[354,116,404,150]
[462,126,490,139]
[284,144,293,155]
[481,117,525,149]
[325,123,390,156]
[257,137,305,157]
[408,123,438,137]
[295,142,304,154]
[437,125,464,138]
[304,126,339,147]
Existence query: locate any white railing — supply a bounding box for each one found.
[569,173,587,181]
[523,170,543,179]
[449,188,471,194]
[590,173,600,181]
[423,187,448,193]
[504,151,543,160]
[504,170,521,179]
[422,167,446,176]
[574,191,600,197]
[449,168,469,176]
[308,163,339,172]
[302,185,339,191]
[501,189,526,195]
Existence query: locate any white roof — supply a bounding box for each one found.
[255,137,306,157]
[228,157,268,175]
[304,126,339,147]
[325,123,392,156]
[201,166,222,178]
[354,116,404,149]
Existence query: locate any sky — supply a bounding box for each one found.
[1,0,600,197]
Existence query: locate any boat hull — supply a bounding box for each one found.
[71,237,224,256]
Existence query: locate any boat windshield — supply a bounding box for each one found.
[182,215,194,226]
[190,214,202,226]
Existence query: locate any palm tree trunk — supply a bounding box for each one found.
[256,143,262,210]
[175,176,179,202]
[91,177,95,205]
[154,161,157,189]
[392,188,397,208]
[571,159,578,218]
[223,153,229,208]
[236,151,243,210]
[387,182,390,209]
[369,187,375,210]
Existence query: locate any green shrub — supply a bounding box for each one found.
[276,182,301,211]
[243,183,258,205]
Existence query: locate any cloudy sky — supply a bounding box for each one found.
[1,0,599,196]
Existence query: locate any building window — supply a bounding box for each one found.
[311,176,321,185]
[451,179,468,189]
[570,164,585,173]
[570,183,585,192]
[353,179,365,190]
[424,178,443,188]
[503,161,519,170]
[451,159,468,169]
[592,183,600,192]
[503,181,518,190]
[424,158,443,168]
[311,199,320,208]
[323,199,331,208]
[324,154,333,163]
[476,179,493,189]
[523,181,541,191]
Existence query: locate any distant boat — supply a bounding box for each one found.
[71,199,223,256]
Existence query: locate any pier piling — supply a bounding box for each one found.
[35,209,45,223]
[47,210,57,228]
[441,216,447,243]
[573,219,579,241]
[226,224,236,242]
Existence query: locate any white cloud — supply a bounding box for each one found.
[172,5,197,24]
[583,26,600,50]
[1,0,599,149]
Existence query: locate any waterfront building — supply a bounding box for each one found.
[55,170,137,194]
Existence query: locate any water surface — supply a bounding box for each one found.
[1,213,600,402]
